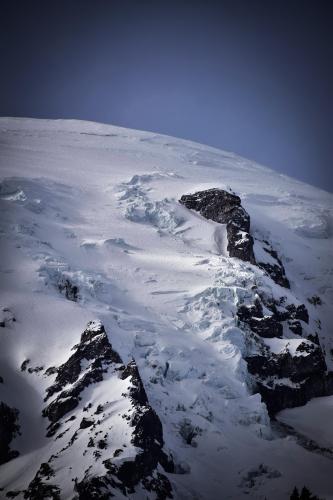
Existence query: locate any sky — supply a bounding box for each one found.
[1,0,332,191]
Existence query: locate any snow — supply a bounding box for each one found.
[278,395,333,449]
[0,117,332,499]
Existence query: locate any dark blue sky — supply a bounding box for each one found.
[1,1,332,191]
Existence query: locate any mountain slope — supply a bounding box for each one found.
[0,117,332,499]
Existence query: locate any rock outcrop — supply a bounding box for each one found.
[179,189,256,264]
[44,321,122,415]
[257,239,290,289]
[179,189,291,289]
[238,298,283,339]
[24,463,60,500]
[246,339,328,416]
[179,188,331,417]
[38,321,173,498]
[239,294,331,416]
[0,402,20,465]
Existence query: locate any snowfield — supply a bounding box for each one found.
[0,117,332,499]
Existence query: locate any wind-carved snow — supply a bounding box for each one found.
[0,117,332,499]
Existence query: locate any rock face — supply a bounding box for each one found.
[179,188,332,418]
[43,320,122,426]
[0,401,20,465]
[38,321,173,498]
[179,189,256,264]
[246,339,328,416]
[24,463,60,500]
[238,299,311,342]
[179,189,291,289]
[238,298,283,339]
[239,294,331,416]
[257,240,290,289]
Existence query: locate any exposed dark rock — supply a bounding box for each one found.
[308,295,322,306]
[94,404,104,415]
[132,406,163,455]
[179,188,255,263]
[257,374,331,418]
[246,341,329,416]
[180,188,326,418]
[46,422,61,438]
[104,458,172,499]
[294,304,309,324]
[74,475,114,499]
[237,300,283,338]
[120,358,149,406]
[83,403,93,412]
[0,376,3,383]
[159,451,176,473]
[258,262,289,288]
[239,296,310,339]
[289,320,303,336]
[43,321,123,426]
[179,189,293,292]
[24,463,60,500]
[80,417,94,429]
[44,395,79,423]
[115,357,175,485]
[141,473,173,500]
[227,218,255,263]
[180,189,242,222]
[257,240,290,288]
[307,333,320,345]
[27,366,44,374]
[247,342,326,383]
[286,307,308,337]
[238,289,330,416]
[38,462,55,478]
[45,366,57,376]
[40,321,174,498]
[6,491,21,498]
[44,320,122,404]
[0,401,20,465]
[97,439,107,450]
[21,359,30,372]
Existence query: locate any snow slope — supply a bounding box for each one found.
[0,117,332,499]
